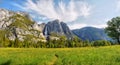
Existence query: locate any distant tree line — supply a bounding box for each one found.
[0,29,113,48]
[0,36,112,48]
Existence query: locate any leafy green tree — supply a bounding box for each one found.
[9,40,15,47]
[59,36,66,48]
[105,17,120,44]
[46,40,54,48]
[3,36,10,47]
[83,40,91,47]
[92,40,111,46]
[14,38,20,47]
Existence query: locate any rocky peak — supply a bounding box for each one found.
[52,19,60,23]
[43,19,74,39]
[16,11,28,16]
[16,11,33,21]
[38,23,46,31]
[0,8,14,21]
[0,9,15,29]
[32,22,45,31]
[0,8,46,42]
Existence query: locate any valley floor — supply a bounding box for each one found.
[0,45,120,65]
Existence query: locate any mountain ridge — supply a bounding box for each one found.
[72,27,111,41]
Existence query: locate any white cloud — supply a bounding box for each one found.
[15,0,92,22]
[116,0,120,11]
[76,1,91,17]
[91,24,107,29]
[37,21,43,24]
[69,23,87,30]
[69,23,107,30]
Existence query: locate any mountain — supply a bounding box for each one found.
[72,27,111,41]
[0,8,46,42]
[0,8,76,42]
[43,19,74,40]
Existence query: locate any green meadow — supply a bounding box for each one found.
[0,45,120,65]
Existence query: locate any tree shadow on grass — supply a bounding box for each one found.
[1,60,11,65]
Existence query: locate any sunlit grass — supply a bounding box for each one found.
[0,45,120,65]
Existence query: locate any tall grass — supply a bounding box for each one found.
[0,46,120,65]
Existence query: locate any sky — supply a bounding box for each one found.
[0,0,120,29]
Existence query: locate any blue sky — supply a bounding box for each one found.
[0,0,120,29]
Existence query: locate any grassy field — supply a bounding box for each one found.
[0,46,120,65]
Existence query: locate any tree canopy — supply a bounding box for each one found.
[105,17,120,44]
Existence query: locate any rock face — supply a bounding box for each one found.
[43,19,74,39]
[72,27,111,41]
[0,9,14,29]
[0,8,76,42]
[0,8,46,42]
[32,22,45,32]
